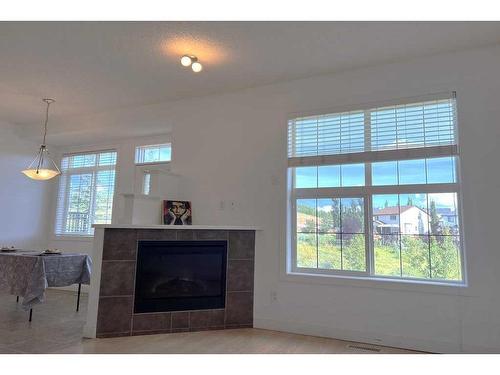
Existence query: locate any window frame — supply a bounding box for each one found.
[134,143,172,165]
[55,149,118,238]
[142,170,152,195]
[287,93,466,285]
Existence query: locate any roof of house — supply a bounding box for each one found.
[374,205,427,216]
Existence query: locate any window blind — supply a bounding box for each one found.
[55,150,117,236]
[370,98,455,151]
[288,111,365,158]
[288,95,457,164]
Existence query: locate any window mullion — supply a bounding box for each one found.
[288,145,458,168]
[364,109,373,276]
[315,199,319,269]
[88,171,97,235]
[368,183,458,195]
[61,171,72,234]
[290,181,298,273]
[365,192,374,275]
[295,187,366,198]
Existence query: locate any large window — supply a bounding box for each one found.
[135,143,171,164]
[288,93,464,283]
[55,150,117,236]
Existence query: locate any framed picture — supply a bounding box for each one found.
[163,200,192,225]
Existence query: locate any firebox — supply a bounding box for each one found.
[134,240,227,313]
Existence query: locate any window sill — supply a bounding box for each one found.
[52,235,94,242]
[135,161,171,167]
[282,270,468,296]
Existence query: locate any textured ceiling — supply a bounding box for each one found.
[2,22,500,145]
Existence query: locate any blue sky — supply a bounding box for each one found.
[295,157,456,188]
[295,156,458,215]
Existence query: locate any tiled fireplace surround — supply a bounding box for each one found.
[96,228,255,338]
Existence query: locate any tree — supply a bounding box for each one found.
[401,235,430,278]
[332,199,340,230]
[429,200,441,235]
[429,235,461,280]
[342,233,365,271]
[339,198,365,271]
[317,199,340,233]
[341,198,363,233]
[297,203,316,232]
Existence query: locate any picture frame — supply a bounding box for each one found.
[163,200,192,225]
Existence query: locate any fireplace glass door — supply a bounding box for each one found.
[134,240,227,313]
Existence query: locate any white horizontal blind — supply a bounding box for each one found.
[288,111,365,158]
[135,143,172,164]
[371,98,455,151]
[55,150,117,236]
[288,95,457,162]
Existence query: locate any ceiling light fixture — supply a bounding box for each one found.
[191,61,203,73]
[180,55,194,67]
[180,55,203,73]
[22,99,61,181]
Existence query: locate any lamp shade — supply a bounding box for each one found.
[22,99,60,181]
[22,145,60,181]
[22,168,60,180]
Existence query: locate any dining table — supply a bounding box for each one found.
[0,250,92,321]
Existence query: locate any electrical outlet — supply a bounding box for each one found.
[229,200,236,210]
[271,291,278,302]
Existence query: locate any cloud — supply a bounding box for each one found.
[318,205,332,212]
[429,193,456,208]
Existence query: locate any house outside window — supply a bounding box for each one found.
[55,150,117,236]
[288,93,464,283]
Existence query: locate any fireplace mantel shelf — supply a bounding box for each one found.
[92,224,261,231]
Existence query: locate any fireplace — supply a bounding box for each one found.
[91,228,255,338]
[134,240,227,313]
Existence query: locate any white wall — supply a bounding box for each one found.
[166,45,500,353]
[48,44,500,352]
[0,122,55,249]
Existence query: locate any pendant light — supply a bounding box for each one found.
[22,99,61,180]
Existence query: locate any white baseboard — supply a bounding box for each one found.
[254,317,461,353]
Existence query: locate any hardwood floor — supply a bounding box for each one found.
[0,290,419,354]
